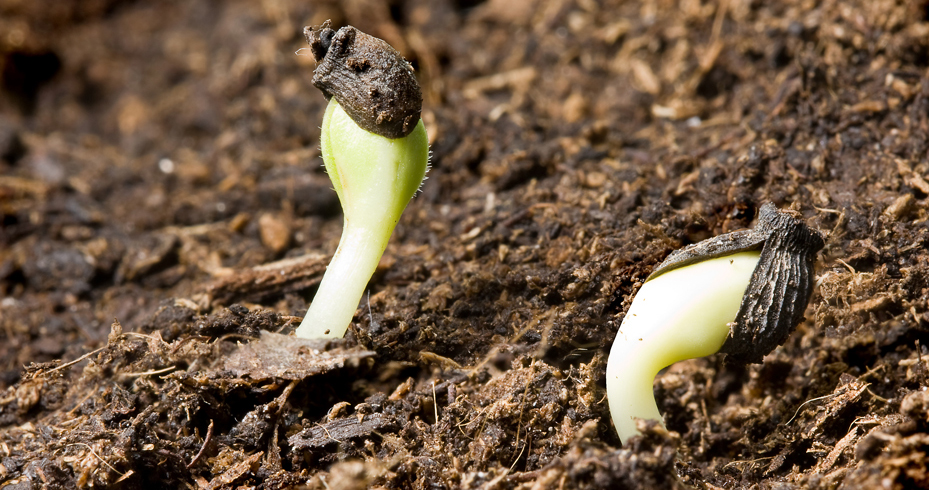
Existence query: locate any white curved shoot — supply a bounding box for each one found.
[606,250,761,443]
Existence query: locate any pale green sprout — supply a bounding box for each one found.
[295,100,428,339]
[605,203,824,444]
[606,251,761,443]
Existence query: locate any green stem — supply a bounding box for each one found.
[294,101,427,339]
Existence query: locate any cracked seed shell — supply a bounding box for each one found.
[647,203,825,364]
[304,21,422,139]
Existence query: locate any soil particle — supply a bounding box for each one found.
[205,253,328,309]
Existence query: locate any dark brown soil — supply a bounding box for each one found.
[2,0,929,488]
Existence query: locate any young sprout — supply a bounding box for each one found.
[295,22,428,339]
[607,203,824,443]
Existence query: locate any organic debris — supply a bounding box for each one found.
[2,0,929,488]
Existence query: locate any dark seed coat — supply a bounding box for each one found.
[647,203,825,364]
[304,21,422,139]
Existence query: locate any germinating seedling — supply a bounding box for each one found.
[607,203,824,443]
[295,22,428,339]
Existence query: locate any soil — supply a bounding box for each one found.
[1,0,929,489]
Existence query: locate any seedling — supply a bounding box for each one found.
[295,22,428,339]
[607,203,824,443]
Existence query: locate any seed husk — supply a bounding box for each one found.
[304,21,422,139]
[647,203,825,364]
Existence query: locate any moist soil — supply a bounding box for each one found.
[1,1,929,488]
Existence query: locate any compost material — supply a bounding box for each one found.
[1,0,929,488]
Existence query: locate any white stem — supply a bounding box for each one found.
[295,224,388,339]
[606,250,761,443]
